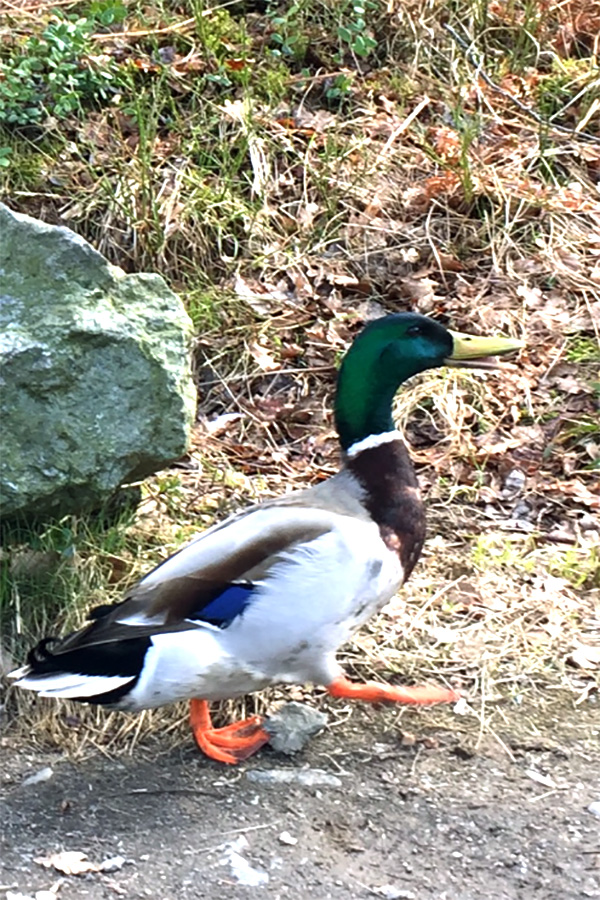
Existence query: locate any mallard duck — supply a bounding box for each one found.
[11,313,522,764]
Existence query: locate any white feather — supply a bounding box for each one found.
[114,610,222,631]
[115,611,169,627]
[14,672,133,699]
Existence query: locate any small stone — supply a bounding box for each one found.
[512,499,532,521]
[22,767,53,786]
[376,887,416,900]
[587,801,600,818]
[265,702,328,754]
[220,837,269,887]
[99,855,127,872]
[246,768,342,788]
[278,831,298,846]
[453,697,469,716]
[225,852,269,886]
[503,469,526,495]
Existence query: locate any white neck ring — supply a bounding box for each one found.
[346,431,402,459]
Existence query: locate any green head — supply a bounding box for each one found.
[335,312,523,451]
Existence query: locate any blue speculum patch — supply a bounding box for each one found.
[190,583,255,627]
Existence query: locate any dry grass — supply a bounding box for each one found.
[0,0,598,756]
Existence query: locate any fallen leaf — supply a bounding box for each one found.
[234,273,289,316]
[130,57,161,73]
[201,413,243,436]
[570,642,600,671]
[436,252,465,272]
[539,479,599,509]
[249,340,280,372]
[35,850,100,876]
[400,275,443,313]
[555,374,590,394]
[225,58,249,71]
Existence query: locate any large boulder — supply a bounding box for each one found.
[0,204,196,521]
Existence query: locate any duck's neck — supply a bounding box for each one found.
[334,342,418,451]
[333,337,427,576]
[345,437,426,579]
[334,379,398,452]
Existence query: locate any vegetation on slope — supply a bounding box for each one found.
[0,0,598,753]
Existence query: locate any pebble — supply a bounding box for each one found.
[512,499,532,521]
[265,702,328,754]
[453,697,469,716]
[99,855,127,872]
[224,851,269,887]
[246,767,342,788]
[503,468,526,495]
[586,801,600,818]
[278,831,298,846]
[22,767,53,787]
[220,836,269,887]
[376,887,416,900]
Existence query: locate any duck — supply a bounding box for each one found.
[10,312,523,764]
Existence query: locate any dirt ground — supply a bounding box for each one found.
[1,701,599,900]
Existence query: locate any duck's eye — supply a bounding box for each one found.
[406,325,422,336]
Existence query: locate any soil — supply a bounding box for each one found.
[1,702,599,900]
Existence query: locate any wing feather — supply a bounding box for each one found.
[38,506,341,657]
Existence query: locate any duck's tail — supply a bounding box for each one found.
[9,634,149,705]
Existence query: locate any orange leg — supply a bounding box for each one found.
[327,675,460,706]
[189,699,270,765]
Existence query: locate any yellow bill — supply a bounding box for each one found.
[446,330,524,370]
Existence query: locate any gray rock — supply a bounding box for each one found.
[0,204,196,520]
[265,701,328,754]
[246,767,342,788]
[587,800,600,818]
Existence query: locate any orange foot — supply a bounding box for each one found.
[327,675,460,705]
[190,698,270,765]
